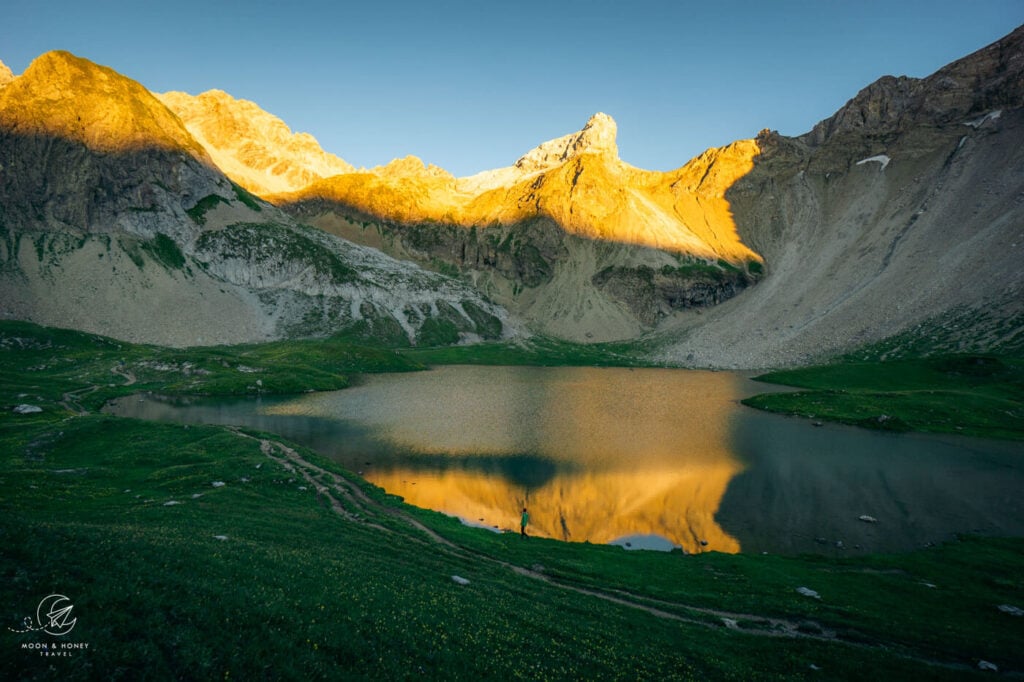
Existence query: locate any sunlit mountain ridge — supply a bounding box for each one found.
[271,112,762,264]
[158,89,355,196]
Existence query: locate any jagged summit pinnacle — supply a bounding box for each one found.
[514,112,619,173]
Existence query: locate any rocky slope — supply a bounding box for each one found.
[658,25,1024,367]
[0,52,511,347]
[158,89,355,197]
[272,113,764,341]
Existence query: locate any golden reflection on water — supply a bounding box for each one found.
[367,465,741,554]
[264,366,749,553]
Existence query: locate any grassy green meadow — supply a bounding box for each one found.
[2,322,1023,679]
[744,355,1024,441]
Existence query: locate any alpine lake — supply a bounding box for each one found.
[103,365,1024,556]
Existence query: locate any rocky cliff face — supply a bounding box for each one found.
[0,51,512,347]
[158,89,355,197]
[657,25,1024,367]
[275,113,763,341]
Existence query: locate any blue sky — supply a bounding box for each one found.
[2,1,1021,176]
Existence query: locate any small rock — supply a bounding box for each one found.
[978,660,998,672]
[997,604,1024,617]
[212,481,226,488]
[298,486,308,491]
[858,515,877,523]
[240,477,250,483]
[809,664,821,671]
[796,587,821,599]
[835,540,844,549]
[451,575,470,586]
[163,500,182,506]
[13,404,43,414]
[213,535,229,541]
[812,421,823,427]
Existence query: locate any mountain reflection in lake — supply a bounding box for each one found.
[105,366,1024,555]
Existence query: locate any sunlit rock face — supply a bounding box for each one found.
[278,112,761,263]
[269,113,764,341]
[158,89,355,196]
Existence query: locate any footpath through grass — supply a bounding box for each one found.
[2,322,1023,679]
[743,354,1024,440]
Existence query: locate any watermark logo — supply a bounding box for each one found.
[9,594,77,636]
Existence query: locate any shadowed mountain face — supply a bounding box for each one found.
[0,52,512,347]
[658,25,1024,367]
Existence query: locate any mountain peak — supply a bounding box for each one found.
[0,50,208,159]
[804,24,1024,145]
[514,112,619,173]
[580,112,618,150]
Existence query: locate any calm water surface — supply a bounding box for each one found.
[105,366,1024,554]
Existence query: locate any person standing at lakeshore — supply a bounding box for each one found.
[520,508,529,537]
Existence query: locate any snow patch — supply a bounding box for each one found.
[963,110,1002,129]
[856,155,891,171]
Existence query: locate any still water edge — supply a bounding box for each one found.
[104,365,1024,555]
